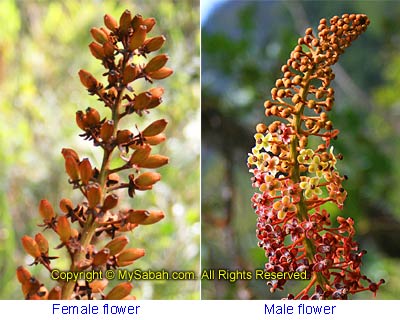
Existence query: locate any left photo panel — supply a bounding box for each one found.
[0,0,200,299]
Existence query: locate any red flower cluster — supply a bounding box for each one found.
[248,14,384,299]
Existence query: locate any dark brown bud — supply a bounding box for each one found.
[59,198,73,214]
[134,172,161,190]
[144,54,169,73]
[100,120,115,142]
[102,194,119,211]
[79,158,93,185]
[103,41,115,57]
[78,69,98,90]
[39,199,56,222]
[104,14,118,32]
[76,110,88,131]
[57,216,71,243]
[142,119,168,137]
[89,279,108,294]
[16,266,31,284]
[122,64,140,84]
[144,133,166,145]
[85,107,100,126]
[93,248,110,266]
[35,233,49,254]
[147,67,173,80]
[142,17,156,33]
[129,25,147,51]
[144,36,166,52]
[21,235,41,258]
[86,183,102,208]
[105,236,129,256]
[61,148,80,163]
[119,10,132,35]
[106,282,133,300]
[116,129,133,145]
[140,155,169,168]
[131,14,144,30]
[116,248,145,267]
[134,91,152,110]
[129,145,151,166]
[90,27,108,44]
[64,156,80,181]
[89,42,105,60]
[48,286,62,300]
[126,209,150,224]
[140,210,165,225]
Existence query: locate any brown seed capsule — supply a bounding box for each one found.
[142,17,156,33]
[59,198,73,214]
[64,155,80,181]
[16,266,31,284]
[93,248,110,266]
[122,64,140,84]
[76,110,88,131]
[100,120,115,142]
[104,14,118,32]
[85,107,100,126]
[89,42,105,60]
[149,87,164,99]
[140,155,169,169]
[147,67,173,80]
[116,129,133,145]
[144,133,166,146]
[126,209,150,224]
[140,210,165,225]
[131,14,144,30]
[129,25,147,51]
[39,199,55,222]
[90,27,108,44]
[133,91,152,110]
[61,148,80,162]
[78,69,98,90]
[134,172,161,190]
[48,286,62,300]
[57,216,71,243]
[103,41,115,57]
[144,36,166,52]
[21,236,41,258]
[86,183,102,208]
[79,158,93,185]
[119,10,132,35]
[116,248,145,267]
[105,236,129,256]
[129,145,151,166]
[106,282,133,300]
[34,233,49,254]
[89,279,109,293]
[144,54,169,73]
[102,193,119,211]
[142,119,168,137]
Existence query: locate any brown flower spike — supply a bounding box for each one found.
[248,14,385,299]
[18,10,172,300]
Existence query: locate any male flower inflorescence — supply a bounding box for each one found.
[248,14,384,299]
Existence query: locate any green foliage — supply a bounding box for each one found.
[0,0,199,299]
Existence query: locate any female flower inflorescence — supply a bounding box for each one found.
[248,14,384,299]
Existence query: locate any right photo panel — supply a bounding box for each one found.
[201,0,399,300]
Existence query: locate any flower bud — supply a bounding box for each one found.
[89,42,105,60]
[48,286,62,300]
[103,41,115,57]
[89,279,108,293]
[78,69,99,90]
[104,14,118,32]
[79,158,93,185]
[100,120,114,142]
[34,233,49,254]
[102,193,119,211]
[128,25,147,51]
[140,210,165,225]
[142,17,156,33]
[142,119,168,137]
[134,172,161,190]
[21,235,41,258]
[85,107,100,126]
[116,248,145,267]
[134,91,152,110]
[126,209,150,224]
[131,14,143,30]
[90,27,108,44]
[59,198,73,214]
[145,133,166,145]
[93,248,110,266]
[144,54,169,73]
[86,183,102,208]
[57,216,71,243]
[144,36,166,52]
[64,155,80,181]
[39,199,55,222]
[147,67,173,80]
[141,155,169,168]
[17,266,31,284]
[122,64,140,84]
[128,145,151,166]
[61,148,80,162]
[119,10,132,35]
[149,87,164,99]
[105,236,129,256]
[76,110,89,131]
[116,129,133,145]
[106,282,133,300]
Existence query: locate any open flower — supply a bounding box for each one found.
[299,176,322,199]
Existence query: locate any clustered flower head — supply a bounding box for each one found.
[248,14,385,299]
[17,10,172,300]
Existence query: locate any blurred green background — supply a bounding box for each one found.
[0,0,200,299]
[202,0,400,299]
